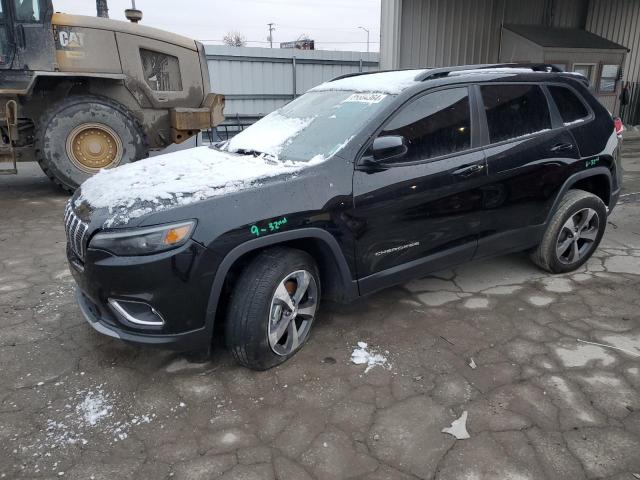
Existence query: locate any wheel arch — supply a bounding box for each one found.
[204,228,358,336]
[27,75,147,123]
[546,167,612,225]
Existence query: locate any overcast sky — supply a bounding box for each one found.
[52,0,381,52]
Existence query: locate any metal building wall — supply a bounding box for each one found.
[586,0,640,123]
[398,0,504,68]
[380,0,403,69]
[205,45,379,118]
[385,0,588,68]
[553,0,588,27]
[587,0,640,82]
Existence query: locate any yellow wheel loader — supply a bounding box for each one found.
[0,0,224,191]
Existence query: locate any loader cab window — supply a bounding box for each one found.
[13,0,41,22]
[140,49,183,91]
[0,0,9,65]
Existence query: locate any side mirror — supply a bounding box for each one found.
[371,135,408,162]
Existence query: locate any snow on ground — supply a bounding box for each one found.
[442,411,470,440]
[76,146,320,227]
[312,69,426,94]
[26,385,155,455]
[351,341,389,373]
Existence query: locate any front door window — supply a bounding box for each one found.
[13,0,40,22]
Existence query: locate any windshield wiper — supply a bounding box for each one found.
[234,149,278,163]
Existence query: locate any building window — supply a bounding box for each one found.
[572,63,597,86]
[599,64,619,93]
[480,84,551,144]
[548,86,589,125]
[380,87,471,163]
[140,49,183,92]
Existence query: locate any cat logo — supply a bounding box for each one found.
[54,27,85,50]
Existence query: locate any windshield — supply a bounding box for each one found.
[224,90,396,162]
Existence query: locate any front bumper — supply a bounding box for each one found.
[76,289,210,351]
[68,239,219,352]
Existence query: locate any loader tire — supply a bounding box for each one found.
[35,95,148,193]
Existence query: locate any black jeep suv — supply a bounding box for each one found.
[66,64,622,370]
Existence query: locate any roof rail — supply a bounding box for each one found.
[414,63,563,81]
[329,71,372,82]
[329,68,428,83]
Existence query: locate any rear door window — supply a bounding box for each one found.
[548,85,589,124]
[480,84,551,144]
[380,87,472,163]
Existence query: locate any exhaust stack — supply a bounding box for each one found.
[96,0,109,18]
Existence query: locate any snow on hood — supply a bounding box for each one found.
[75,146,324,227]
[225,111,314,158]
[311,69,426,95]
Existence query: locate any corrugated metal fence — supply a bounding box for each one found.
[205,45,379,133]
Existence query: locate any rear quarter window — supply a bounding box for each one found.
[548,85,589,124]
[480,84,551,144]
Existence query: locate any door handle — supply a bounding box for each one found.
[453,163,485,177]
[550,142,574,153]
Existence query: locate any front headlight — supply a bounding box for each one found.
[90,221,196,256]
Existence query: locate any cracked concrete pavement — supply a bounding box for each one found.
[1,144,640,479]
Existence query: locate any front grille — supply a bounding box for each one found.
[64,202,89,261]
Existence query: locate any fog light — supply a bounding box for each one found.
[108,299,164,326]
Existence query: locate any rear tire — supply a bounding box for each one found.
[226,247,321,370]
[35,95,148,193]
[530,189,607,273]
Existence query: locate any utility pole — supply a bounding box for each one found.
[96,0,109,18]
[267,23,275,48]
[358,26,370,53]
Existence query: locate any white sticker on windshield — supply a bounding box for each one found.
[343,93,387,104]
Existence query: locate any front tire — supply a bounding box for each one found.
[35,95,148,192]
[226,247,321,370]
[530,189,607,273]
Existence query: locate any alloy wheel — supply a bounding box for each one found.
[268,270,318,356]
[556,207,600,264]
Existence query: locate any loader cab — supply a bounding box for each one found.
[0,0,55,71]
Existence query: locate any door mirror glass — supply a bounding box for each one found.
[371,135,408,162]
